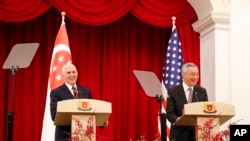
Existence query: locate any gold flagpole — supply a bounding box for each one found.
[172,16,176,27]
[61,11,66,21]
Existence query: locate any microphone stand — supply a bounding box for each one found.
[7,66,18,141]
[156,95,167,141]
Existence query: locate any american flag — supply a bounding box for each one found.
[41,13,72,141]
[159,26,183,140]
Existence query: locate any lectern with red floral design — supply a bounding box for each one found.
[174,102,235,141]
[54,99,112,141]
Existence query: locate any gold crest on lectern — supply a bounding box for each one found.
[77,100,92,111]
[203,102,217,113]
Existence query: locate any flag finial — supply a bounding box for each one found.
[172,16,176,27]
[61,11,66,21]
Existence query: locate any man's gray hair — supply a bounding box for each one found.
[61,63,75,74]
[181,62,197,73]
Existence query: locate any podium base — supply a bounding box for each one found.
[196,117,220,141]
[71,115,96,141]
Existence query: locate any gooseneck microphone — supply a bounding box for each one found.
[195,92,199,102]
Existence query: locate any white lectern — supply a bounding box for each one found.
[54,99,112,141]
[174,102,235,141]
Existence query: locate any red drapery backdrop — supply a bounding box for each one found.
[0,0,200,140]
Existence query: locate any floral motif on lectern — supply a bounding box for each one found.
[70,115,96,141]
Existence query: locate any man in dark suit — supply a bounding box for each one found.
[50,63,92,141]
[166,62,208,141]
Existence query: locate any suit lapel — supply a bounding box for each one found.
[177,84,188,104]
[63,84,74,98]
[193,86,200,102]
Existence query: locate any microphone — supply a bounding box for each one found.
[195,92,199,102]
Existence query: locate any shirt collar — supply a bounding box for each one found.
[182,82,193,92]
[65,82,77,90]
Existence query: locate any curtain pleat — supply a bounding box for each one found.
[50,0,137,25]
[0,0,196,27]
[0,0,51,22]
[131,0,197,27]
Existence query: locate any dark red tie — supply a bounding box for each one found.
[72,86,78,98]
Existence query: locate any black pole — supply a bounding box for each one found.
[7,66,18,141]
[156,95,167,141]
[7,111,14,141]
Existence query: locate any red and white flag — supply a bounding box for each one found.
[41,13,72,141]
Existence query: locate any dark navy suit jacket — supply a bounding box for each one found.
[166,84,208,141]
[50,83,92,141]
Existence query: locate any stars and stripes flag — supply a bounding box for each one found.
[41,13,72,141]
[159,25,184,140]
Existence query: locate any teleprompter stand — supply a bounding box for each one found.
[156,95,167,141]
[133,70,167,141]
[2,43,39,141]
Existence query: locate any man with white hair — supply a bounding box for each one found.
[50,63,92,141]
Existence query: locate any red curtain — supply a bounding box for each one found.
[0,0,196,27]
[0,1,200,140]
[50,0,137,25]
[131,0,196,27]
[0,0,51,22]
